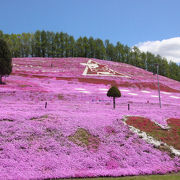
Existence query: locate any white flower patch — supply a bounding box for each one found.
[151,95,159,98]
[99,91,107,94]
[169,96,180,99]
[161,92,171,95]
[141,90,151,93]
[75,88,86,91]
[51,70,60,72]
[13,64,20,67]
[99,88,108,91]
[128,93,138,96]
[79,91,91,94]
[120,89,130,92]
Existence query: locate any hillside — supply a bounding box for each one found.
[0,57,180,179]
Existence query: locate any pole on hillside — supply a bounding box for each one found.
[145,55,148,71]
[45,102,47,108]
[154,64,161,108]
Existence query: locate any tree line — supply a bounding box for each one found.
[0,30,180,81]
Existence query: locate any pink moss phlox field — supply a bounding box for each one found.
[0,57,180,179]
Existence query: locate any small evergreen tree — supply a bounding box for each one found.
[107,86,121,109]
[0,39,12,84]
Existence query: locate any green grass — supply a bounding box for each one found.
[30,114,49,120]
[68,128,100,151]
[57,172,180,180]
[57,94,64,100]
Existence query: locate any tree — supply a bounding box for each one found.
[107,86,121,109]
[54,32,60,57]
[88,37,95,58]
[68,36,75,57]
[46,31,55,57]
[116,42,126,63]
[34,30,41,57]
[75,37,84,57]
[41,30,47,57]
[94,38,106,59]
[83,36,89,57]
[105,40,115,61]
[31,33,35,57]
[21,33,31,57]
[0,30,3,39]
[64,33,71,57]
[59,32,65,57]
[0,39,12,84]
[131,46,143,68]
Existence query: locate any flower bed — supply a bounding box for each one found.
[126,116,180,151]
[0,57,180,179]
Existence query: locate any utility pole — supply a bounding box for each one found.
[154,64,161,108]
[145,55,148,71]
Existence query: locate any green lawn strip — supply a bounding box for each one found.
[56,172,180,180]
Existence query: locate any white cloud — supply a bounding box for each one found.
[135,37,180,63]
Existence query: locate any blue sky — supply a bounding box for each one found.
[1,0,180,62]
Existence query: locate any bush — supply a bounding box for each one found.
[107,86,121,109]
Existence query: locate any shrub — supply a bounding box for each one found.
[107,86,121,109]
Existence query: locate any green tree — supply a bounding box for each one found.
[83,37,90,57]
[160,58,170,77]
[88,37,95,58]
[41,30,47,57]
[123,45,131,64]
[116,42,125,63]
[0,39,12,84]
[105,40,115,61]
[31,33,35,57]
[146,52,156,73]
[8,34,21,57]
[94,38,106,59]
[59,32,65,57]
[68,36,75,57]
[0,30,3,39]
[64,33,71,57]
[75,37,84,57]
[169,61,180,81]
[131,46,143,67]
[21,33,31,57]
[54,32,60,57]
[46,31,55,57]
[34,30,41,57]
[107,86,121,109]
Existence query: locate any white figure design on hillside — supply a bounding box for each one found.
[80,59,130,77]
